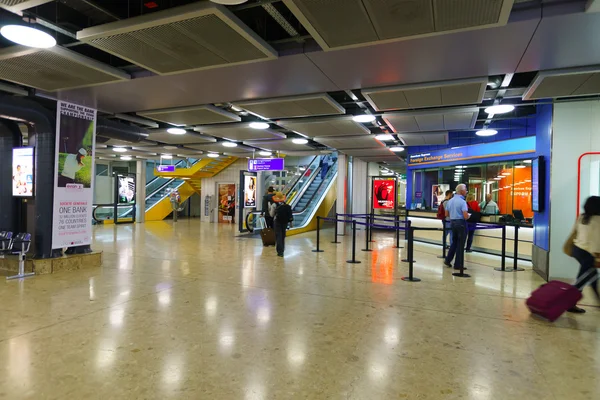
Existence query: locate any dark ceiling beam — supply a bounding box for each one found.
[75,0,120,21]
[233,0,281,11]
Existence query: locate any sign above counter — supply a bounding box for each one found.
[408,137,535,167]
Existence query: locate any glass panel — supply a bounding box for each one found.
[513,161,533,219]
[486,161,514,215]
[292,160,338,228]
[578,153,600,210]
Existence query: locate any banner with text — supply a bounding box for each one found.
[52,101,96,249]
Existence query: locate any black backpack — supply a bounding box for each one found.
[275,203,293,223]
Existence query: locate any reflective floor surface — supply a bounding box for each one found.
[1,219,599,399]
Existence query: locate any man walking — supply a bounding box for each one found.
[261,186,275,228]
[272,192,294,257]
[444,184,469,272]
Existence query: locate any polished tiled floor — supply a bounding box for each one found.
[1,219,599,400]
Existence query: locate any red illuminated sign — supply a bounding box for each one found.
[373,179,395,209]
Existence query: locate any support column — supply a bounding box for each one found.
[136,160,146,223]
[336,154,347,234]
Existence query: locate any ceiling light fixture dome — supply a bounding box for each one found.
[292,138,308,145]
[120,156,132,161]
[222,141,238,148]
[210,0,248,5]
[167,127,186,135]
[476,129,498,137]
[485,104,515,115]
[207,153,219,158]
[375,134,394,141]
[161,154,173,159]
[113,147,127,153]
[249,122,269,130]
[353,114,376,123]
[259,151,272,156]
[389,146,405,152]
[0,24,56,48]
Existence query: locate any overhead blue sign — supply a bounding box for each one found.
[156,165,175,172]
[408,137,535,167]
[248,158,284,172]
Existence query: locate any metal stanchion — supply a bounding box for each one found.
[347,221,361,264]
[394,215,403,249]
[401,220,415,263]
[512,225,525,271]
[331,213,341,244]
[362,218,372,252]
[495,224,511,272]
[437,221,447,259]
[401,226,421,282]
[369,210,375,242]
[312,216,324,253]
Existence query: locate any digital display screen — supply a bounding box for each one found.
[244,175,257,208]
[373,179,396,209]
[248,158,284,171]
[532,157,543,212]
[157,165,175,173]
[12,147,34,197]
[118,175,135,204]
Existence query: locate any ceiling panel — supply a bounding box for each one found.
[243,139,313,152]
[77,2,276,75]
[146,129,217,145]
[397,132,449,146]
[283,0,513,50]
[0,0,55,13]
[358,155,402,163]
[341,148,394,157]
[523,67,600,100]
[0,46,129,92]
[384,107,479,132]
[138,105,240,126]
[313,135,383,150]
[55,54,338,114]
[277,116,369,138]
[362,78,487,111]
[306,13,539,90]
[186,143,255,154]
[234,93,345,119]
[194,123,285,141]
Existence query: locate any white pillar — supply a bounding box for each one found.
[351,158,369,216]
[336,154,347,234]
[136,160,146,223]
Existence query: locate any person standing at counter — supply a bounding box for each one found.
[444,184,469,270]
[465,193,481,253]
[437,190,453,248]
[480,194,499,215]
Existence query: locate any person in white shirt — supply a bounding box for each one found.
[479,194,499,215]
[60,148,87,185]
[569,196,600,313]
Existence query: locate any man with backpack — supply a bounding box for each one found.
[437,190,453,248]
[261,186,275,228]
[271,192,294,257]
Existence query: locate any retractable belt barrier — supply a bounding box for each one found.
[313,215,516,282]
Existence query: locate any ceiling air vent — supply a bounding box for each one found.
[0,46,130,91]
[384,106,479,132]
[277,116,369,138]
[0,0,54,13]
[523,67,600,100]
[363,78,487,112]
[234,93,345,119]
[283,0,514,50]
[77,2,277,75]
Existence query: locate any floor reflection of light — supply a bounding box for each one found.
[119,290,130,297]
[162,354,183,387]
[257,307,270,325]
[8,336,30,385]
[110,309,125,327]
[384,326,399,346]
[89,278,96,301]
[244,381,265,400]
[96,338,116,369]
[205,296,217,317]
[287,340,306,368]
[370,250,394,285]
[368,361,388,382]
[219,328,235,353]
[158,291,171,306]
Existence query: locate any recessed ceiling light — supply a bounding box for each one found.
[163,145,178,150]
[1,25,56,48]
[207,153,219,158]
[501,172,511,176]
[120,156,132,161]
[161,154,172,159]
[493,177,502,180]
[222,141,238,148]
[292,138,308,145]
[389,146,405,152]
[249,122,269,130]
[485,105,515,115]
[167,127,186,135]
[353,114,376,123]
[210,0,248,5]
[515,165,526,169]
[259,151,272,156]
[476,129,498,137]
[113,147,127,153]
[523,160,532,164]
[375,134,394,141]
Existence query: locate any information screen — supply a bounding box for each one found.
[373,179,396,209]
[118,175,135,204]
[248,158,284,171]
[12,147,34,197]
[532,157,543,212]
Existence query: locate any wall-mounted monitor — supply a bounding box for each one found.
[12,147,34,197]
[532,156,544,212]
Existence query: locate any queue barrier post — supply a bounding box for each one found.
[369,210,375,242]
[495,224,512,272]
[513,225,525,271]
[362,217,372,252]
[332,213,341,244]
[438,221,447,259]
[394,215,403,249]
[347,220,361,264]
[312,216,324,253]
[401,220,415,263]
[401,225,421,282]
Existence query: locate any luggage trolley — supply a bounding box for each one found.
[1,232,34,280]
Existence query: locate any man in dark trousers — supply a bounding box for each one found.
[444,184,469,271]
[272,192,293,257]
[261,186,275,228]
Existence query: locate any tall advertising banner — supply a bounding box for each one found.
[52,101,96,249]
[373,179,396,209]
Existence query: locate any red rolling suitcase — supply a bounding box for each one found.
[260,228,276,247]
[526,281,582,322]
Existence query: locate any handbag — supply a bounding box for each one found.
[562,221,578,257]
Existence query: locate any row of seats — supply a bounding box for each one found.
[0,231,31,254]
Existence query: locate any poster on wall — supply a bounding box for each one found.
[373,179,396,209]
[244,175,257,208]
[12,147,34,197]
[432,184,449,209]
[118,175,135,204]
[52,101,96,249]
[218,183,236,223]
